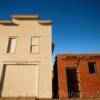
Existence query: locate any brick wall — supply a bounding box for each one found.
[53,54,100,99]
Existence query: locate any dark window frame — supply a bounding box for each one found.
[88,62,97,74]
[7,37,17,53]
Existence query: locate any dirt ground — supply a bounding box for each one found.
[0,97,36,100]
[0,98,100,100]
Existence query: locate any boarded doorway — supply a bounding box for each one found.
[2,64,39,97]
[66,68,80,98]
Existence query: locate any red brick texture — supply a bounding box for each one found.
[55,54,100,99]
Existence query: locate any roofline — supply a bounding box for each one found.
[0,21,16,25]
[0,21,12,23]
[57,53,100,57]
[38,20,52,25]
[0,15,52,25]
[11,15,39,19]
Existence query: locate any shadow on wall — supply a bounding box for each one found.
[0,65,7,97]
[52,42,55,54]
[53,58,59,98]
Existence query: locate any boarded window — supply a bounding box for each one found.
[30,37,39,53]
[88,62,97,74]
[7,38,16,53]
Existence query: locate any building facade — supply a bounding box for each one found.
[0,15,52,98]
[53,54,100,99]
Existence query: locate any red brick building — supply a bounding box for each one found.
[53,54,100,99]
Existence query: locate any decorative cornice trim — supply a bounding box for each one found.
[11,15,39,20]
[38,20,52,25]
[0,21,17,25]
[0,15,52,26]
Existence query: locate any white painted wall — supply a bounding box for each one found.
[0,16,52,98]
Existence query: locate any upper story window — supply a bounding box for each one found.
[30,37,39,53]
[88,62,97,74]
[7,37,16,53]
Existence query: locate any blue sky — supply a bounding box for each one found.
[0,0,100,61]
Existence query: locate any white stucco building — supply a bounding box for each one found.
[0,15,52,98]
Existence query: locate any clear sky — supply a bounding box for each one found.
[0,0,100,61]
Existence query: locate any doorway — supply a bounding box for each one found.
[66,68,80,98]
